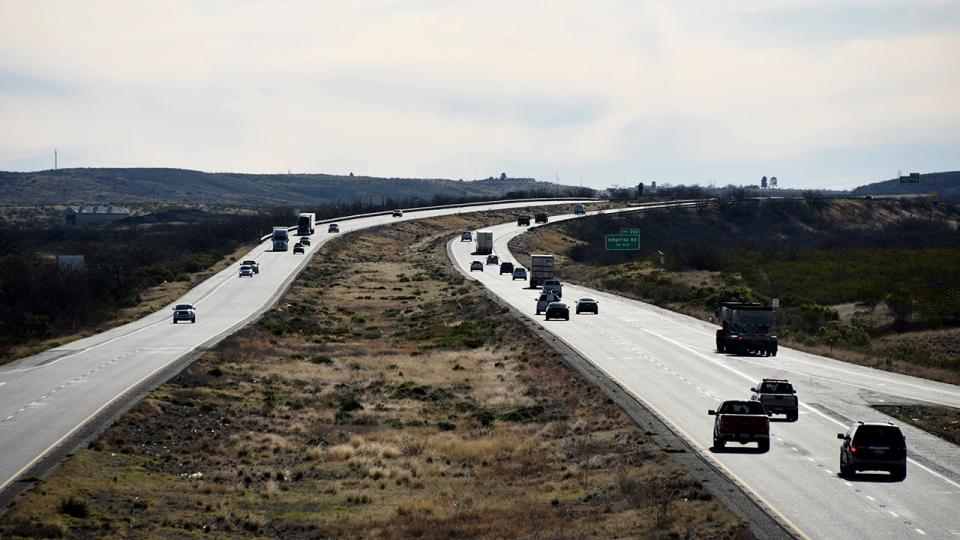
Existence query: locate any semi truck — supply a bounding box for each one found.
[534,212,549,224]
[297,213,315,236]
[715,302,778,356]
[272,227,290,252]
[529,254,555,288]
[476,230,494,255]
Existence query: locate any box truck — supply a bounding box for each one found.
[530,254,555,288]
[476,230,494,255]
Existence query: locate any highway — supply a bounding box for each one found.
[449,210,960,540]
[0,199,596,501]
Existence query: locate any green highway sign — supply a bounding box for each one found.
[900,172,921,184]
[620,228,641,235]
[605,234,640,250]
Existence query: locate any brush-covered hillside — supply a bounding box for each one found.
[0,168,592,205]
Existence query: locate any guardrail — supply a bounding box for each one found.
[258,197,600,242]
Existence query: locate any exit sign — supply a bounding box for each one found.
[620,228,641,235]
[606,234,640,250]
[900,172,921,184]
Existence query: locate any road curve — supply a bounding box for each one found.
[449,209,960,540]
[0,199,601,502]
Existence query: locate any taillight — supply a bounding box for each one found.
[738,336,744,341]
[850,446,857,453]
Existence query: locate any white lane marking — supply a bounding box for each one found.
[888,510,897,516]
[0,382,5,387]
[807,457,816,462]
[844,481,853,487]
[866,495,876,501]
[0,317,169,375]
[915,529,926,535]
[824,469,834,475]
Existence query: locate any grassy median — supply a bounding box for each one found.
[1,208,749,538]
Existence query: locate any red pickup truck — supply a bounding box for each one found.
[709,400,770,451]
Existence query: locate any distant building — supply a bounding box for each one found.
[65,205,130,225]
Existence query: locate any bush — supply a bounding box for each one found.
[59,496,89,518]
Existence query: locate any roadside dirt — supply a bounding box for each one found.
[872,404,960,447]
[0,209,750,538]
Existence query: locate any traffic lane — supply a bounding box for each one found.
[454,229,960,539]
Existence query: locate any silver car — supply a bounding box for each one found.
[239,265,254,278]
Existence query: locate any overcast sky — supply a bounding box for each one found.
[1,1,958,189]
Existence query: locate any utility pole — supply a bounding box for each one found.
[54,149,58,170]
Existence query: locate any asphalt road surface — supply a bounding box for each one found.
[0,199,599,500]
[450,210,960,540]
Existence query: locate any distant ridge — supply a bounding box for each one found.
[851,171,960,199]
[0,168,587,206]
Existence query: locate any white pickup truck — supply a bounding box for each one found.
[750,379,799,422]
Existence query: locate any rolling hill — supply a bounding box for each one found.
[851,171,960,199]
[0,168,589,206]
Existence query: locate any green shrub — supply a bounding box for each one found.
[59,496,89,518]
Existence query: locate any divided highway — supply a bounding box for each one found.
[450,210,960,540]
[0,199,597,503]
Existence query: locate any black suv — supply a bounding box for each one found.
[838,422,907,480]
[499,262,514,274]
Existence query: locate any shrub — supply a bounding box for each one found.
[59,496,89,518]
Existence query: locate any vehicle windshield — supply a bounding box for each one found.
[853,426,903,446]
[759,381,793,393]
[580,298,595,303]
[718,401,765,415]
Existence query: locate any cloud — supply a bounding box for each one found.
[0,0,957,187]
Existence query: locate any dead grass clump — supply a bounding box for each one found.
[241,513,268,532]
[429,432,524,462]
[396,499,435,517]
[325,444,354,461]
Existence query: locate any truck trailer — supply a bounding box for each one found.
[715,302,778,356]
[272,227,290,252]
[529,254,555,288]
[476,230,494,255]
[297,213,316,236]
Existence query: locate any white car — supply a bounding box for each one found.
[239,265,254,277]
[173,304,196,323]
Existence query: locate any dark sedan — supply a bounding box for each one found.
[575,298,598,314]
[544,302,569,321]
